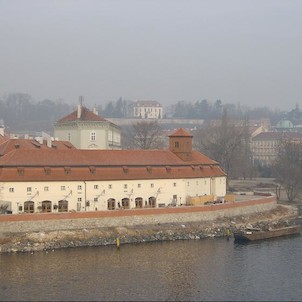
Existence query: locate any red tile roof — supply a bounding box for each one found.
[0,149,217,167]
[0,128,226,182]
[169,128,193,137]
[56,106,107,123]
[0,165,225,182]
[0,138,75,156]
[0,148,225,182]
[0,134,9,144]
[134,100,162,107]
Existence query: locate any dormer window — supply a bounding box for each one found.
[44,167,51,175]
[89,166,96,174]
[165,166,171,173]
[64,167,71,175]
[17,167,24,176]
[174,141,179,148]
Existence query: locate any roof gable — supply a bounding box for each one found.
[56,106,107,123]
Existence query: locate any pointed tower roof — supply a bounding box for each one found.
[169,128,193,137]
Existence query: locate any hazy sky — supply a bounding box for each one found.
[1,0,301,110]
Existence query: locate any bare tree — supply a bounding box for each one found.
[273,139,302,202]
[122,120,165,150]
[194,109,247,186]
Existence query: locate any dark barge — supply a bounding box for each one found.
[234,225,301,243]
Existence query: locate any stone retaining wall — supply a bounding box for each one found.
[0,197,276,234]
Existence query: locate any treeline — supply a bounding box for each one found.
[1,92,302,133]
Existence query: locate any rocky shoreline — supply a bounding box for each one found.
[0,205,300,254]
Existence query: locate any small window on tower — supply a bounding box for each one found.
[175,142,179,148]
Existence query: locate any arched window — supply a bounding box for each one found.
[42,200,52,213]
[107,198,115,210]
[24,201,34,213]
[58,200,68,212]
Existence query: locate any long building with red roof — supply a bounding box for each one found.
[0,128,226,214]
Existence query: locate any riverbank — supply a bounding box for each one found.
[0,203,299,254]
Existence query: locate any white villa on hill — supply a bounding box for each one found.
[133,100,163,119]
[0,128,226,214]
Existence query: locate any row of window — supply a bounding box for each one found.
[9,180,214,193]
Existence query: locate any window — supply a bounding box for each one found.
[175,141,179,148]
[138,184,141,188]
[77,185,82,190]
[44,186,49,191]
[124,184,128,189]
[77,197,82,202]
[90,131,96,141]
[89,166,96,174]
[108,184,112,189]
[94,197,98,202]
[9,187,14,193]
[61,186,66,191]
[187,182,190,186]
[173,183,176,187]
[27,187,32,192]
[58,200,68,212]
[44,167,51,175]
[24,201,34,213]
[64,167,71,174]
[67,133,71,141]
[151,183,154,188]
[17,167,24,176]
[94,185,98,189]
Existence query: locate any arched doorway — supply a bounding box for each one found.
[58,200,68,212]
[24,201,34,213]
[42,200,52,213]
[107,198,116,210]
[121,198,130,209]
[148,196,156,208]
[135,197,143,208]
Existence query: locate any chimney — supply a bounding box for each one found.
[0,119,4,136]
[93,106,98,115]
[77,96,83,118]
[46,137,52,148]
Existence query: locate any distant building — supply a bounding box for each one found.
[133,100,163,119]
[275,119,294,132]
[251,131,302,166]
[54,102,121,150]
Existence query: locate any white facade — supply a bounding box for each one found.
[133,100,163,119]
[54,105,121,150]
[0,176,226,214]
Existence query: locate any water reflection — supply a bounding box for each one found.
[1,236,302,301]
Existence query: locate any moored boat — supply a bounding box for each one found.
[234,225,301,242]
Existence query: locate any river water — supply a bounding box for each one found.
[1,232,302,302]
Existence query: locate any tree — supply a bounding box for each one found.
[123,120,164,150]
[193,109,246,186]
[273,140,302,202]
